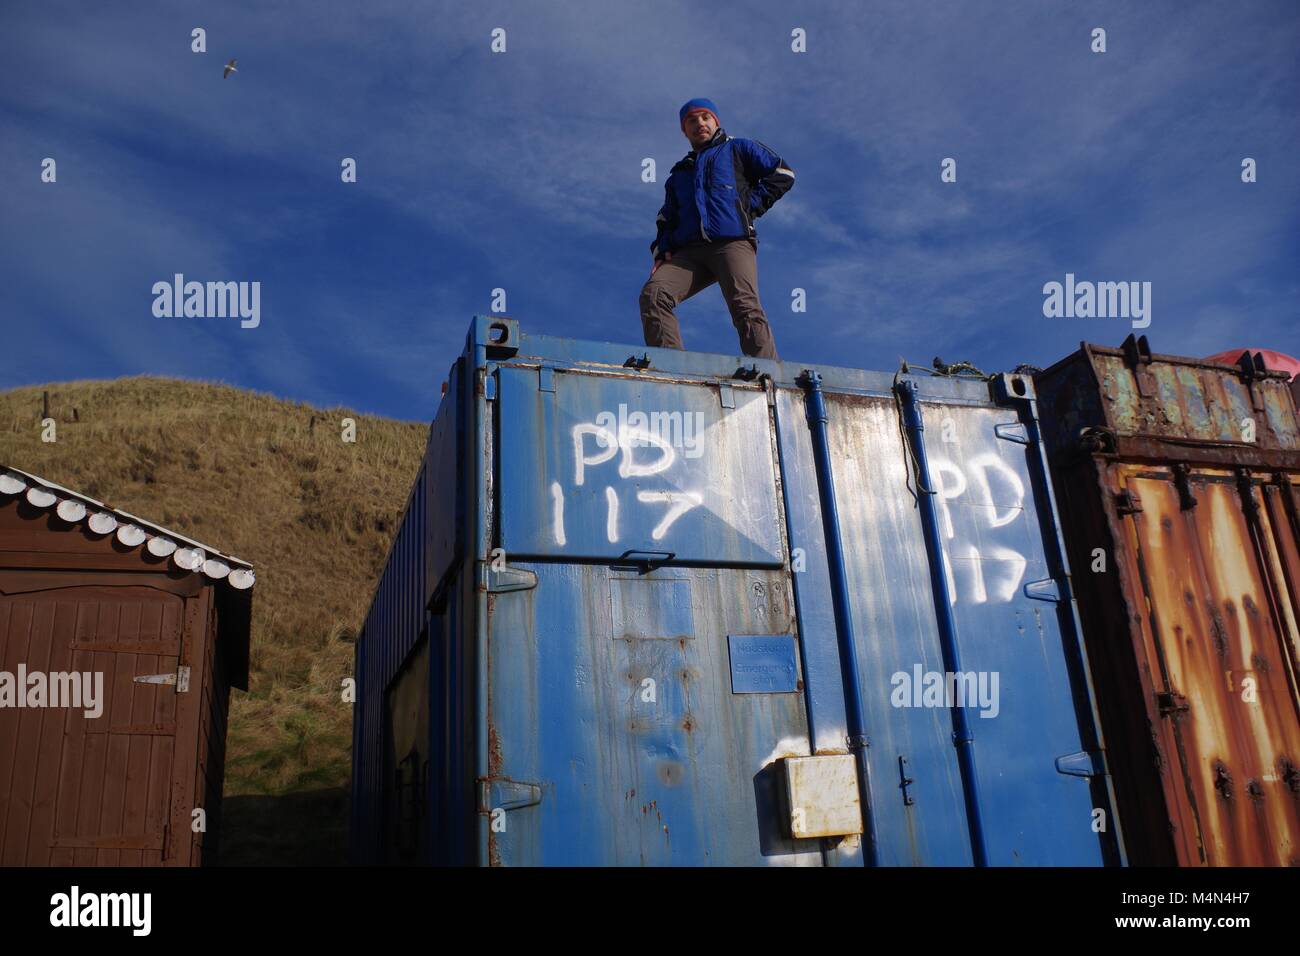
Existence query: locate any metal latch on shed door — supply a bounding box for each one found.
[134,666,191,693]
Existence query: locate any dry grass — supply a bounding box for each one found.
[0,376,428,863]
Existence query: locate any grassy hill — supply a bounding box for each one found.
[0,377,429,864]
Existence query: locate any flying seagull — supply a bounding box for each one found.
[223,58,237,79]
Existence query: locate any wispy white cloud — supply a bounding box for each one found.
[1,0,1295,412]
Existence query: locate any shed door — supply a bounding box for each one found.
[1114,466,1300,866]
[0,576,202,866]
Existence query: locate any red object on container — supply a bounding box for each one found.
[1205,348,1300,381]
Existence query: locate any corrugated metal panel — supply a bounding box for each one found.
[1110,466,1300,864]
[1037,337,1300,866]
[350,454,428,864]
[352,316,1121,866]
[1037,335,1300,468]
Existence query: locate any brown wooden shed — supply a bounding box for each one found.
[0,466,253,866]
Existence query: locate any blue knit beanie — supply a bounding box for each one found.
[679,98,720,129]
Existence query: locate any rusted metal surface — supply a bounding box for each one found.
[0,489,248,867]
[1113,466,1300,864]
[1262,476,1300,676]
[1037,335,1300,466]
[1038,339,1300,866]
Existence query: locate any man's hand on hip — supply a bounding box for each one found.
[650,250,673,277]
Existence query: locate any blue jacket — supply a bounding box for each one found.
[651,128,795,259]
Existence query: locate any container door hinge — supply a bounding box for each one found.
[484,372,498,401]
[480,562,538,593]
[1157,690,1190,717]
[994,422,1031,445]
[718,382,735,409]
[1055,749,1107,778]
[1115,489,1143,515]
[538,365,555,393]
[134,666,190,693]
[1023,577,1062,602]
[478,778,543,814]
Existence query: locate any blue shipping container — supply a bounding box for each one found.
[351,316,1126,866]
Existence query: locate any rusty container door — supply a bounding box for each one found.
[1106,465,1300,864]
[1261,474,1300,652]
[1037,336,1300,866]
[0,572,211,866]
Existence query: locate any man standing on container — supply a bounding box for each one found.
[640,98,795,360]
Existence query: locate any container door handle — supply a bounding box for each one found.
[612,550,675,572]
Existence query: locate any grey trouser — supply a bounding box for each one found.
[638,237,779,359]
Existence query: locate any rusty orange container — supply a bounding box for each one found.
[1036,335,1300,866]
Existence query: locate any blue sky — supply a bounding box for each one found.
[1,0,1296,421]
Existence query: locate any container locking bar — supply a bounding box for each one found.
[1232,350,1268,414]
[898,756,916,806]
[1120,333,1157,399]
[797,369,881,866]
[896,378,990,867]
[1173,464,1199,511]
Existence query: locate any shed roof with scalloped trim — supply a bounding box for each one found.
[0,465,254,590]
